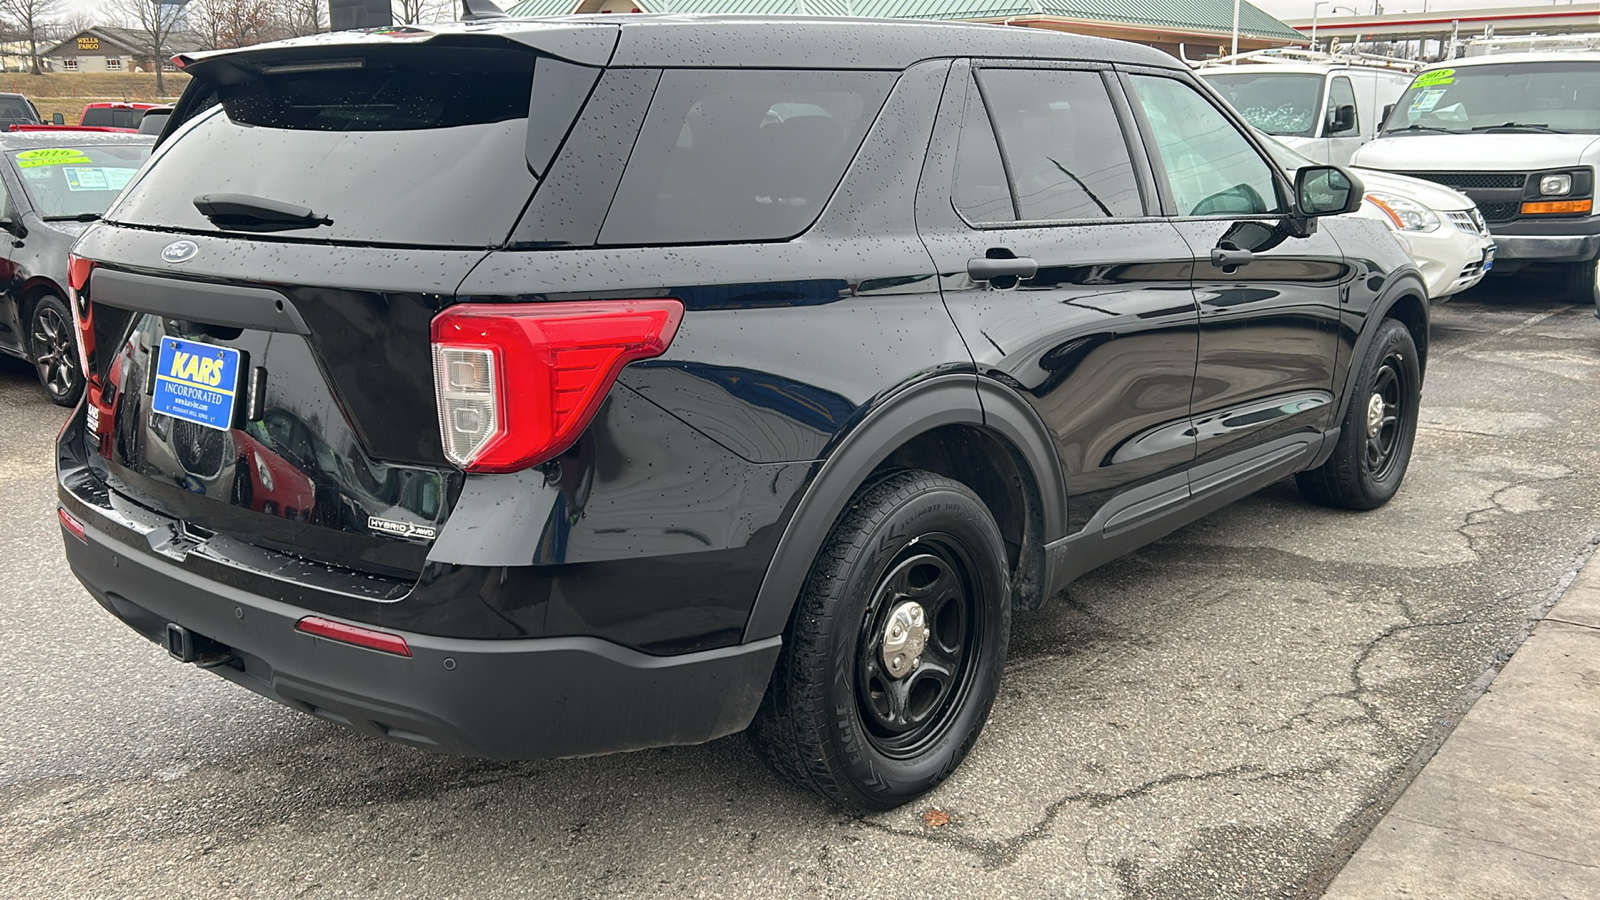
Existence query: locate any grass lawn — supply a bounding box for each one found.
[1,72,188,124]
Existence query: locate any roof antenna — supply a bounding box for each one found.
[462,0,508,20]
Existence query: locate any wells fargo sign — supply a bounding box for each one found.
[76,36,100,51]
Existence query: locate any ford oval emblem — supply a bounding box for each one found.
[161,240,198,264]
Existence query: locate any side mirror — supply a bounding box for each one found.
[1296,165,1364,217]
[0,215,25,239]
[1379,104,1396,130]
[51,112,63,125]
[1328,103,1357,135]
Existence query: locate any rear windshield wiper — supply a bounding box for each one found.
[1469,122,1566,134]
[43,213,100,222]
[193,193,333,232]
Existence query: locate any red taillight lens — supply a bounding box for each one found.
[67,254,95,384]
[295,616,412,657]
[58,507,87,543]
[430,300,684,473]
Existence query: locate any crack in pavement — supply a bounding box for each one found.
[857,761,1340,871]
[1544,617,1600,634]
[1385,813,1600,871]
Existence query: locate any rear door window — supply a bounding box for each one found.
[975,68,1144,221]
[952,81,1015,224]
[107,46,582,248]
[598,69,894,245]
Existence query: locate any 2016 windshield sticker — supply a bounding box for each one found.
[62,166,137,191]
[1412,69,1455,88]
[1411,88,1447,113]
[16,148,92,168]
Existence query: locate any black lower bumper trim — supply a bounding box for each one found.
[65,518,781,759]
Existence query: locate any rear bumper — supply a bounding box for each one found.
[57,415,781,758]
[62,516,779,758]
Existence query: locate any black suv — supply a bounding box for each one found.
[56,16,1427,810]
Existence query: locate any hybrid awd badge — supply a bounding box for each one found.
[161,240,199,264]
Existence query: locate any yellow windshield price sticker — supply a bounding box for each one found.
[1412,69,1455,88]
[16,148,93,168]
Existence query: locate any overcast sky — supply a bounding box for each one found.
[1252,0,1588,22]
[59,0,1588,28]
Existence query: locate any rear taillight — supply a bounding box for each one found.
[67,254,95,384]
[430,300,683,473]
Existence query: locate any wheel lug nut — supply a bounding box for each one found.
[912,657,921,669]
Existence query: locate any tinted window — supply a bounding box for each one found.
[978,69,1143,221]
[81,107,113,127]
[108,47,573,248]
[953,76,1014,224]
[1328,76,1358,133]
[599,69,894,245]
[8,144,152,219]
[1201,72,1324,137]
[1131,75,1282,217]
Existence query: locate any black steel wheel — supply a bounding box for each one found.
[1297,318,1421,510]
[1363,355,1406,481]
[749,470,1010,810]
[854,545,983,757]
[30,294,82,407]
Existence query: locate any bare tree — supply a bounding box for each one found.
[277,0,326,37]
[106,0,189,93]
[50,9,98,41]
[189,0,275,48]
[393,0,452,26]
[1,0,63,75]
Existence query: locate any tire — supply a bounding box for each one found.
[29,293,83,407]
[1562,257,1600,317]
[1297,318,1421,510]
[748,470,1011,811]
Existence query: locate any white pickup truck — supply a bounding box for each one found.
[1352,52,1600,315]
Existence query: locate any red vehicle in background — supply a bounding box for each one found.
[79,102,162,130]
[8,103,173,135]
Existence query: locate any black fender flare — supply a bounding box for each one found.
[1318,268,1429,467]
[741,373,1068,642]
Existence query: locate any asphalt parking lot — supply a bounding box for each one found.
[2,275,1598,899]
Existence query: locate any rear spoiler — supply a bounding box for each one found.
[157,21,618,149]
[170,21,619,75]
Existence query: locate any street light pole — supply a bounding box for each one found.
[1232,0,1241,59]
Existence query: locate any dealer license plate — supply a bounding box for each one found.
[152,337,242,431]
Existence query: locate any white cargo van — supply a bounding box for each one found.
[1352,52,1600,312]
[1199,51,1416,166]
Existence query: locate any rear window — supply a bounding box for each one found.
[83,107,142,128]
[108,46,579,248]
[0,97,36,124]
[598,69,894,245]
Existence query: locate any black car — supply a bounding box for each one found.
[56,16,1427,810]
[0,132,153,405]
